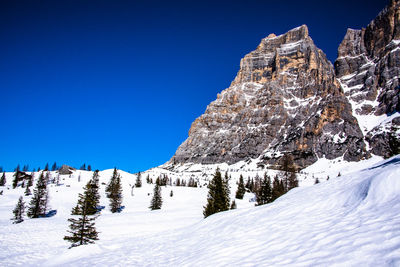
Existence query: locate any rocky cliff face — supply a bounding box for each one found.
[171,25,367,169]
[335,0,400,158]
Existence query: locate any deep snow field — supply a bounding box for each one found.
[1,155,400,266]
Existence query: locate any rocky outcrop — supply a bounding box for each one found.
[171,25,367,169]
[58,165,75,175]
[335,0,400,157]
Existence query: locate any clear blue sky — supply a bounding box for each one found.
[0,0,386,172]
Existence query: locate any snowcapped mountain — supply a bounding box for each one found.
[1,1,400,266]
[170,0,400,171]
[0,155,399,266]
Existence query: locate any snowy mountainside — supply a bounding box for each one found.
[1,156,399,266]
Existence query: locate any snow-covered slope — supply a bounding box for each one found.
[0,156,399,266]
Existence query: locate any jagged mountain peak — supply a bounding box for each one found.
[335,0,400,158]
[172,25,366,169]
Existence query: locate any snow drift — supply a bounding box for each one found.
[1,156,399,266]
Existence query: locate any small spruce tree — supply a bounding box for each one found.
[287,172,299,191]
[230,200,237,210]
[256,173,272,206]
[12,196,25,224]
[0,172,6,186]
[27,172,49,218]
[203,169,230,218]
[24,185,32,196]
[106,168,123,213]
[235,174,246,199]
[135,172,142,187]
[12,171,21,189]
[64,187,99,248]
[149,183,163,210]
[51,162,57,171]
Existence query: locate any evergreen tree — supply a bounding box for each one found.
[15,164,20,172]
[224,171,230,207]
[281,154,295,192]
[149,183,162,210]
[235,174,246,199]
[256,173,272,206]
[0,172,6,186]
[271,175,284,202]
[28,172,34,187]
[12,196,25,224]
[27,172,48,218]
[12,171,21,189]
[44,163,49,171]
[64,186,99,248]
[22,165,29,172]
[203,169,230,218]
[73,171,101,215]
[106,168,123,213]
[24,185,32,196]
[287,172,299,191]
[87,165,92,171]
[230,200,237,210]
[135,172,142,187]
[80,163,86,171]
[0,166,3,172]
[51,162,57,171]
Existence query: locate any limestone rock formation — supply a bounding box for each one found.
[58,165,76,175]
[335,0,400,157]
[171,25,367,169]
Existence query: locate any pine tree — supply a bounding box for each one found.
[64,186,99,248]
[87,165,92,171]
[230,200,237,209]
[281,154,295,192]
[12,171,21,188]
[235,174,246,199]
[203,169,230,218]
[135,172,142,187]
[28,172,34,187]
[271,175,284,202]
[73,171,101,215]
[80,163,86,170]
[0,172,6,186]
[24,185,32,196]
[256,173,272,206]
[106,168,123,213]
[223,171,230,208]
[27,172,48,218]
[287,172,299,191]
[44,163,49,171]
[149,183,162,210]
[51,162,57,171]
[12,196,25,224]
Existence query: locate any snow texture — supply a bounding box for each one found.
[0,156,399,266]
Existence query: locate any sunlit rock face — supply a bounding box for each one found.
[335,0,400,158]
[171,25,367,169]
